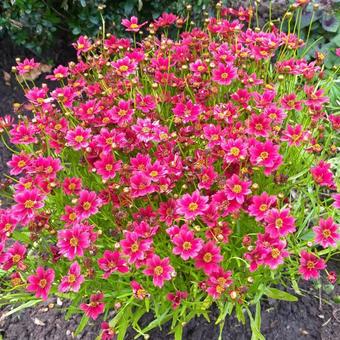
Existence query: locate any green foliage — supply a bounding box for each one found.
[0,0,215,55]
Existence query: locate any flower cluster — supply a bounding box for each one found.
[0,5,339,339]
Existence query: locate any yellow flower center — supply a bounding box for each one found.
[232,184,242,193]
[24,200,35,209]
[182,241,192,250]
[70,237,79,247]
[230,147,240,156]
[82,201,91,211]
[188,202,198,211]
[154,265,163,276]
[203,252,212,263]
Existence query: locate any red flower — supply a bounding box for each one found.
[313,217,339,248]
[248,192,277,221]
[120,231,152,264]
[80,293,105,320]
[206,268,233,299]
[94,153,122,181]
[299,250,326,280]
[0,242,26,271]
[101,322,116,340]
[13,188,45,219]
[195,241,223,275]
[75,190,101,219]
[143,255,174,288]
[98,250,129,278]
[27,267,55,300]
[310,161,335,188]
[66,126,92,151]
[167,290,188,309]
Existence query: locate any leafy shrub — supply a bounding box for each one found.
[0,4,339,340]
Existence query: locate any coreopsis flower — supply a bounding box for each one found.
[167,290,188,309]
[158,199,179,226]
[9,123,38,145]
[143,255,174,288]
[212,63,237,85]
[195,241,223,275]
[249,140,282,175]
[101,322,116,340]
[13,188,45,220]
[16,58,40,75]
[94,153,122,181]
[130,172,155,198]
[248,113,271,137]
[121,16,147,32]
[264,208,296,238]
[248,192,277,221]
[80,293,105,320]
[299,250,326,280]
[27,267,55,300]
[222,138,247,163]
[7,153,31,175]
[112,57,137,76]
[130,280,149,299]
[0,242,26,270]
[154,12,178,28]
[73,36,92,55]
[173,100,202,123]
[313,217,339,248]
[75,190,101,219]
[226,175,251,204]
[281,93,303,111]
[57,224,91,260]
[136,94,156,113]
[109,99,134,126]
[58,261,84,293]
[176,190,209,220]
[66,126,92,151]
[281,124,309,146]
[0,212,17,240]
[206,268,233,299]
[62,177,82,195]
[98,250,129,278]
[310,161,335,188]
[46,65,69,81]
[120,231,152,264]
[61,205,80,226]
[332,193,340,209]
[94,128,127,152]
[172,226,203,260]
[327,271,337,285]
[261,239,289,269]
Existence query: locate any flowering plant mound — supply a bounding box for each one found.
[1,4,339,340]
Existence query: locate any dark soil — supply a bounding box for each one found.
[1,35,340,340]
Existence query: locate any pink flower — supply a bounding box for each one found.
[281,93,303,111]
[120,231,152,264]
[0,242,26,271]
[206,268,233,299]
[195,241,223,275]
[222,138,247,163]
[332,193,340,209]
[248,113,271,137]
[94,153,122,180]
[225,174,251,204]
[130,172,155,198]
[75,190,101,219]
[136,94,156,113]
[176,190,209,220]
[131,280,149,299]
[109,100,134,126]
[46,65,69,81]
[62,177,82,195]
[143,255,174,288]
[159,199,179,226]
[58,262,84,293]
[299,250,326,280]
[13,188,45,219]
[167,291,188,309]
[121,16,147,32]
[16,58,40,75]
[248,192,277,221]
[173,100,202,123]
[264,208,296,238]
[27,267,55,300]
[112,57,137,76]
[7,153,31,175]
[212,63,237,85]
[98,250,129,278]
[313,217,339,248]
[80,293,105,320]
[57,224,91,260]
[66,126,92,151]
[310,160,335,188]
[198,166,218,190]
[172,227,203,260]
[261,239,289,269]
[249,140,282,175]
[101,322,116,340]
[73,36,91,55]
[281,124,309,146]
